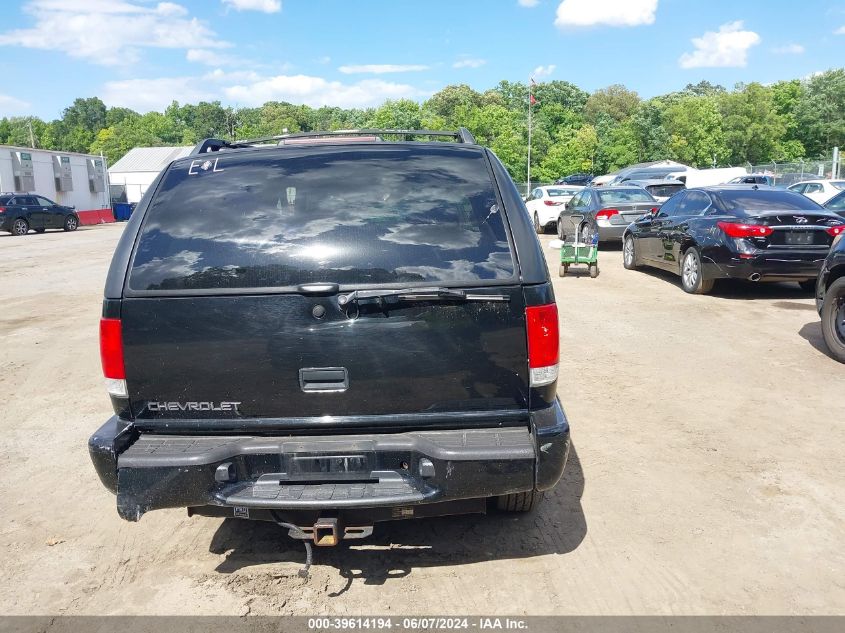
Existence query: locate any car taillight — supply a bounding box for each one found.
[543,200,560,206]
[526,303,559,387]
[100,318,127,397]
[717,221,773,238]
[825,225,845,237]
[595,208,619,220]
[0,207,5,213]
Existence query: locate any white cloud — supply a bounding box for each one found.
[453,57,486,69]
[338,64,430,74]
[187,49,234,66]
[518,0,540,7]
[221,0,281,12]
[835,25,845,35]
[679,21,760,69]
[1,0,226,65]
[771,43,804,55]
[554,0,657,28]
[532,64,556,78]
[0,94,32,116]
[100,71,427,112]
[316,56,331,64]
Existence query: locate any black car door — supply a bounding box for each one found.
[560,190,586,239]
[642,192,684,266]
[36,196,60,228]
[18,196,44,229]
[661,191,712,268]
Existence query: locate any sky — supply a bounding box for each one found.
[1,0,844,120]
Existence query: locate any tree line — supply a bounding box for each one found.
[1,68,843,182]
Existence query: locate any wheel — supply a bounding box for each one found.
[623,235,639,270]
[63,215,78,232]
[533,213,544,235]
[798,279,816,293]
[820,277,845,363]
[558,264,566,277]
[11,218,29,236]
[556,217,566,240]
[34,227,46,234]
[589,263,599,278]
[496,490,544,512]
[680,247,713,294]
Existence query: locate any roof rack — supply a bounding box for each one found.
[190,127,477,155]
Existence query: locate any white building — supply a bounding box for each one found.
[0,145,112,225]
[108,146,193,204]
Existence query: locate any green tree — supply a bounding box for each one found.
[719,83,789,165]
[664,96,729,167]
[795,69,845,157]
[584,85,640,124]
[424,84,482,121]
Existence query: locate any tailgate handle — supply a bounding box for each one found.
[299,367,348,393]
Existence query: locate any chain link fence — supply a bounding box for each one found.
[747,160,839,186]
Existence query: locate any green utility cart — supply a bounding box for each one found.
[559,222,599,278]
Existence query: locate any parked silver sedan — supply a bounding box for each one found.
[556,186,659,242]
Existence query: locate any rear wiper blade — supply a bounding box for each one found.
[337,287,509,307]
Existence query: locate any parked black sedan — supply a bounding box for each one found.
[0,193,79,236]
[816,230,845,362]
[622,186,845,294]
[824,190,845,218]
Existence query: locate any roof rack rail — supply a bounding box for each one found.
[189,128,477,155]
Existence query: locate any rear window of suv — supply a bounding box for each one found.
[128,145,515,292]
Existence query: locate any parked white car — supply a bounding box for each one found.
[787,180,845,204]
[525,185,583,234]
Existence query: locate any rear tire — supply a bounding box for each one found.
[623,235,638,270]
[11,218,29,236]
[496,490,544,512]
[820,277,845,363]
[681,247,713,294]
[798,279,816,293]
[534,213,543,235]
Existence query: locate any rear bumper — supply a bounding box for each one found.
[596,223,626,242]
[89,402,570,522]
[704,250,827,282]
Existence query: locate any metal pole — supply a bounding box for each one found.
[27,119,35,148]
[833,147,840,180]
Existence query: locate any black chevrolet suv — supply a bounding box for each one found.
[89,129,569,545]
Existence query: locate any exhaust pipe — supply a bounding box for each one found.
[748,272,761,282]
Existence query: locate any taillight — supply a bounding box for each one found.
[526,303,559,387]
[826,225,845,237]
[99,318,127,397]
[543,200,560,206]
[717,221,773,238]
[0,207,6,213]
[595,208,619,220]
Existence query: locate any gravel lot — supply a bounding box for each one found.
[1,224,843,615]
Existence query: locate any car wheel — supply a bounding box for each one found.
[11,218,29,236]
[34,227,46,234]
[496,490,544,512]
[798,279,816,293]
[64,215,78,231]
[533,213,543,235]
[623,235,638,270]
[557,217,565,240]
[820,277,845,363]
[681,247,713,294]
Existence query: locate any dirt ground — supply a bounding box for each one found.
[1,223,843,616]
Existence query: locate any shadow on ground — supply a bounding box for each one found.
[798,320,836,360]
[207,445,587,593]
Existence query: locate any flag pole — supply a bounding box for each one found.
[527,77,532,196]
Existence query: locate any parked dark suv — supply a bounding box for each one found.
[89,129,570,545]
[0,193,79,235]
